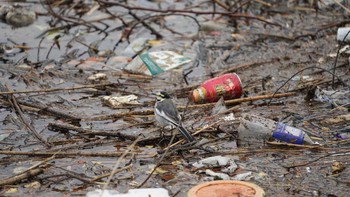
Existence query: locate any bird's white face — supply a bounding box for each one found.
[155,92,170,102]
[156,92,166,102]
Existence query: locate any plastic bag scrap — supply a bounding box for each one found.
[314,87,350,107]
[124,51,191,76]
[193,156,238,180]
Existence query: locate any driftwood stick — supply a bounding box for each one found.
[5,85,51,147]
[0,83,114,95]
[138,134,176,188]
[48,122,172,146]
[0,72,152,96]
[0,150,150,157]
[86,92,295,121]
[103,136,142,190]
[0,167,45,186]
[48,122,138,140]
[11,98,51,147]
[47,139,118,152]
[216,60,278,76]
[0,156,55,186]
[0,99,81,121]
[20,101,81,121]
[84,110,154,121]
[53,166,97,184]
[181,92,296,109]
[92,164,133,182]
[49,120,226,146]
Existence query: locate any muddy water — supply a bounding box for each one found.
[0,1,349,196]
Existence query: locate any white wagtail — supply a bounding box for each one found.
[154,91,195,142]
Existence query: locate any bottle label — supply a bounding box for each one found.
[214,84,226,97]
[211,76,233,99]
[272,122,304,144]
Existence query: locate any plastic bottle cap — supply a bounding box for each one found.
[187,180,265,197]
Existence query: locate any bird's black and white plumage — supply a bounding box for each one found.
[154,91,195,142]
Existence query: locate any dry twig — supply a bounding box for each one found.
[5,85,51,147]
[86,92,295,121]
[0,168,46,186]
[103,136,142,190]
[0,150,151,158]
[0,156,54,186]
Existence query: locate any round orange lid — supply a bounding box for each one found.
[187,180,265,197]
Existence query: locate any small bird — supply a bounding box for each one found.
[154,91,195,142]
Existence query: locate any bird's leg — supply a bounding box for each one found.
[160,126,166,138]
[157,126,167,144]
[158,127,176,145]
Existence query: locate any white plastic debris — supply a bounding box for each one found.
[123,38,149,57]
[15,64,32,71]
[314,87,350,107]
[86,189,119,197]
[124,51,191,76]
[233,172,252,181]
[102,95,140,108]
[221,160,238,174]
[193,156,238,174]
[0,133,10,141]
[291,75,313,81]
[192,156,231,168]
[87,73,107,82]
[205,169,230,180]
[339,45,350,54]
[306,167,311,173]
[221,113,236,121]
[86,188,170,197]
[337,27,350,42]
[254,172,267,181]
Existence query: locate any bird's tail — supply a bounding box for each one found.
[177,126,195,142]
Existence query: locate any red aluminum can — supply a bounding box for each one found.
[191,73,242,103]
